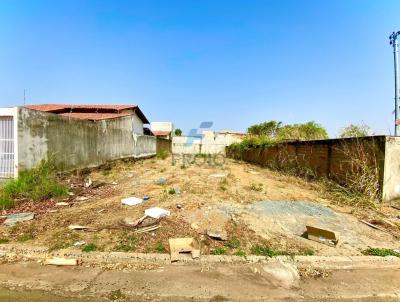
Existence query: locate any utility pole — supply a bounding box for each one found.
[390,31,400,136]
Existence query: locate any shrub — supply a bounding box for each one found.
[0,158,67,209]
[17,233,34,242]
[225,238,241,249]
[154,242,166,253]
[211,247,227,255]
[82,243,97,253]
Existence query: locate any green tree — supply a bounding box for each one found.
[174,128,182,136]
[247,121,282,137]
[339,124,371,138]
[276,121,328,141]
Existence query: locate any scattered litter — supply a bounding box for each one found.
[306,225,338,247]
[111,182,118,185]
[169,238,200,262]
[97,209,106,214]
[121,197,143,206]
[176,204,183,209]
[48,209,58,213]
[156,177,167,185]
[3,213,34,227]
[76,196,89,202]
[360,220,393,235]
[84,177,92,188]
[207,229,228,241]
[123,215,147,227]
[73,240,86,247]
[135,225,160,233]
[191,222,200,230]
[145,207,170,219]
[68,224,89,231]
[127,172,134,178]
[143,196,150,201]
[44,257,78,266]
[391,205,400,211]
[55,202,69,206]
[67,192,75,196]
[248,170,260,175]
[208,173,227,178]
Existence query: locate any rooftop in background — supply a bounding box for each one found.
[23,104,149,123]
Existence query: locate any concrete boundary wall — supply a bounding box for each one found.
[17,107,156,172]
[156,137,172,154]
[227,136,400,202]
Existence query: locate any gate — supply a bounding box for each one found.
[0,116,14,178]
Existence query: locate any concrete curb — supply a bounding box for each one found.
[1,243,400,269]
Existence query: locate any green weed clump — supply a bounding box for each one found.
[0,158,67,209]
[82,243,97,253]
[211,247,227,255]
[362,248,400,257]
[250,245,290,257]
[156,150,168,160]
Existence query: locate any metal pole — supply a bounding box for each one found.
[390,31,400,136]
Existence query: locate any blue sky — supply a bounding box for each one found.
[1,0,399,136]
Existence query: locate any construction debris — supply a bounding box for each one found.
[156,177,167,185]
[3,213,35,227]
[306,225,338,247]
[121,197,143,206]
[207,229,228,241]
[68,224,90,231]
[55,202,69,206]
[208,173,227,178]
[44,257,78,266]
[76,196,90,202]
[123,215,147,227]
[169,237,200,262]
[135,225,160,234]
[73,240,86,247]
[84,177,92,188]
[145,207,170,219]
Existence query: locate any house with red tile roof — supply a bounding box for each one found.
[0,104,155,178]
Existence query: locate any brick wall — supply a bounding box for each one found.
[227,136,386,194]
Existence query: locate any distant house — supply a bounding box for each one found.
[0,104,155,178]
[24,104,149,134]
[150,122,175,139]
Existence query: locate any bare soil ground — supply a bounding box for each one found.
[0,156,399,257]
[0,261,399,301]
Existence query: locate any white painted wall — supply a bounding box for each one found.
[132,114,144,135]
[172,132,242,155]
[150,122,174,133]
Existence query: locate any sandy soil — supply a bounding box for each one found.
[0,156,399,256]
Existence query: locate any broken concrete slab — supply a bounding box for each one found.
[121,197,143,206]
[306,225,338,247]
[3,213,34,227]
[44,257,78,266]
[207,229,228,241]
[169,238,200,262]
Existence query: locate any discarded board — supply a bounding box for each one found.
[3,213,34,227]
[306,225,338,247]
[134,225,160,234]
[55,202,69,206]
[44,257,78,266]
[121,197,143,206]
[169,237,200,262]
[68,224,89,231]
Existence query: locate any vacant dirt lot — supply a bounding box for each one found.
[0,156,399,257]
